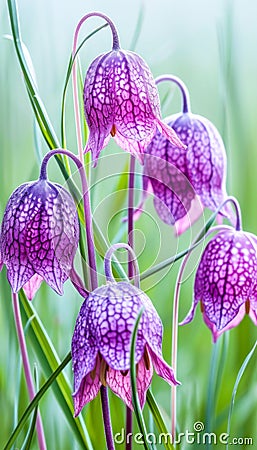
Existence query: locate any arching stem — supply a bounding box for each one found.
[104,243,140,289]
[155,74,191,114]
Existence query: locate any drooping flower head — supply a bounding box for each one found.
[71,244,178,415]
[181,227,257,341]
[0,169,79,297]
[143,75,232,234]
[83,13,184,166]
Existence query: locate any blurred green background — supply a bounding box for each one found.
[0,0,256,448]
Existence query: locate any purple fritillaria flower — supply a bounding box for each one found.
[181,228,257,341]
[72,281,178,415]
[0,178,79,296]
[83,15,184,166]
[143,75,232,234]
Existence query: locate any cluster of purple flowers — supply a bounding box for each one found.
[1,11,256,419]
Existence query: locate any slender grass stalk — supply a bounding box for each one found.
[205,341,220,443]
[20,405,38,450]
[146,390,175,450]
[226,340,257,450]
[12,293,46,450]
[7,0,60,148]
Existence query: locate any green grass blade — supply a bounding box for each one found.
[7,0,84,193]
[226,340,257,450]
[20,405,38,450]
[205,341,220,440]
[146,390,175,450]
[7,0,60,149]
[130,307,153,450]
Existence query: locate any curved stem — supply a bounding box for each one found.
[72,12,120,162]
[12,292,46,450]
[171,224,232,439]
[222,195,242,231]
[40,148,97,291]
[155,74,191,114]
[104,243,140,288]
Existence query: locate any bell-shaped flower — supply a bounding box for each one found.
[72,281,178,415]
[181,228,257,341]
[0,177,79,296]
[143,75,232,234]
[83,16,184,166]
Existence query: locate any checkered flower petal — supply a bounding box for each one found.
[84,49,184,166]
[0,179,79,296]
[181,229,257,340]
[71,281,178,415]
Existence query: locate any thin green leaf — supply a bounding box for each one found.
[146,390,175,450]
[226,340,257,450]
[214,332,229,406]
[7,0,60,149]
[205,341,221,438]
[130,307,153,450]
[4,353,72,450]
[20,405,38,450]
